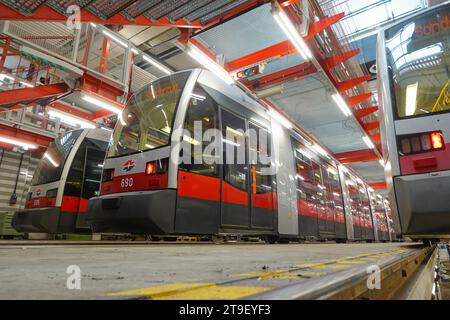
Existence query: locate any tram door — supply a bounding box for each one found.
[248,123,274,231]
[320,165,337,236]
[76,147,105,229]
[220,109,250,229]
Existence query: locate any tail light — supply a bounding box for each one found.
[145,158,168,176]
[102,168,115,182]
[399,131,445,155]
[46,188,58,198]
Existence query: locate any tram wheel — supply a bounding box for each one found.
[265,235,277,244]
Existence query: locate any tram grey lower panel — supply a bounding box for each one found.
[394,172,450,235]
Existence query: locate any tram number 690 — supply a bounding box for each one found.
[120,178,133,188]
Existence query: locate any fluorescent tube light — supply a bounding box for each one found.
[82,95,122,114]
[331,93,352,117]
[0,136,37,149]
[20,81,34,88]
[362,136,375,149]
[405,82,418,116]
[187,44,234,85]
[272,8,312,61]
[48,110,95,129]
[102,30,128,48]
[267,108,292,129]
[142,55,172,75]
[0,73,14,81]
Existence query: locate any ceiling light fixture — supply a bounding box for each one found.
[272,6,312,61]
[48,109,95,129]
[142,55,172,75]
[82,95,122,114]
[331,93,352,117]
[187,44,234,85]
[0,136,38,150]
[102,30,129,48]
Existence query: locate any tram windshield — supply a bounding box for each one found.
[385,5,450,119]
[108,71,191,157]
[31,129,83,186]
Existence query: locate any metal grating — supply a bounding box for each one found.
[121,0,161,20]
[2,0,49,16]
[200,0,251,24]
[185,0,235,23]
[47,0,94,16]
[167,0,214,22]
[145,0,191,21]
[86,0,137,20]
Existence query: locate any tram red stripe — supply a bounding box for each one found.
[222,181,248,206]
[25,196,56,209]
[100,172,168,195]
[252,192,273,209]
[177,171,220,201]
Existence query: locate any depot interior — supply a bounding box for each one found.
[0,0,449,301]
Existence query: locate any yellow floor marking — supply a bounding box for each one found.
[156,285,272,300]
[292,262,330,268]
[231,269,290,278]
[109,283,212,298]
[334,260,367,264]
[311,264,353,270]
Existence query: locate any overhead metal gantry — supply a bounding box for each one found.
[0,0,264,29]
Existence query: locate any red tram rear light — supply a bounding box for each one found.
[399,131,445,155]
[430,132,444,150]
[145,159,169,176]
[145,162,156,175]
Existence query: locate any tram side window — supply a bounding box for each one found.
[294,150,316,204]
[222,110,247,191]
[321,166,340,213]
[385,6,450,118]
[345,173,361,218]
[312,162,326,211]
[359,184,371,227]
[179,85,219,177]
[65,139,107,198]
[65,143,85,197]
[249,123,272,194]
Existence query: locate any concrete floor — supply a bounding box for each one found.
[0,242,416,299]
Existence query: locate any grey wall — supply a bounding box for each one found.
[0,149,40,212]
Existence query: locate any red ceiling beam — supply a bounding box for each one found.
[355,106,378,119]
[322,48,360,70]
[0,123,53,148]
[224,13,345,72]
[336,75,371,93]
[48,101,93,121]
[304,12,345,40]
[0,4,202,28]
[346,92,372,108]
[369,182,387,190]
[334,149,379,164]
[363,121,380,132]
[225,40,295,72]
[244,62,317,89]
[0,83,70,107]
[372,133,381,143]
